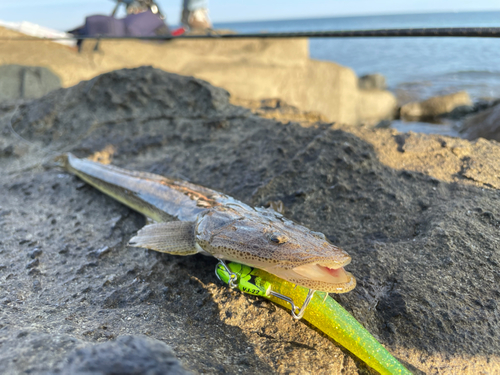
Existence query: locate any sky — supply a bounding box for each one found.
[2,0,500,31]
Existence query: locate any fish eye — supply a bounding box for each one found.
[269,233,287,244]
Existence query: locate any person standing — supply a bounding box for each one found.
[181,0,212,30]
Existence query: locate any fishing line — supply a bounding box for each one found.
[2,27,500,41]
[6,92,103,175]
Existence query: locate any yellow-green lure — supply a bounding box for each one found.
[216,262,411,375]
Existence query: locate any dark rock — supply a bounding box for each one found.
[400,91,472,121]
[1,145,14,157]
[27,268,41,276]
[26,258,39,269]
[446,104,476,119]
[375,119,391,128]
[461,102,500,141]
[0,331,83,374]
[29,248,43,259]
[76,262,98,274]
[58,244,70,254]
[359,73,387,90]
[60,335,189,375]
[33,279,42,292]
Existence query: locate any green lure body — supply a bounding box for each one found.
[216,262,412,375]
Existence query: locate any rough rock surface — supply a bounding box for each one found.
[1,67,500,374]
[230,97,328,125]
[400,91,473,121]
[61,335,189,375]
[0,25,396,125]
[341,126,500,190]
[461,102,500,142]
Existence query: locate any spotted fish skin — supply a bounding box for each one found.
[59,153,225,222]
[60,153,356,293]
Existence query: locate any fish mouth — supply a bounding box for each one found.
[288,261,356,293]
[293,263,350,283]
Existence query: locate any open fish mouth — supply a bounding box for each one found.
[287,261,356,293]
[293,263,351,283]
[263,257,356,293]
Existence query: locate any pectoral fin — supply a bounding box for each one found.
[128,221,199,255]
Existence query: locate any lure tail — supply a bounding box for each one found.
[216,262,412,375]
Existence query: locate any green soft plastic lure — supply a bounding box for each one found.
[216,262,412,375]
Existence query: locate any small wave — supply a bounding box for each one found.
[439,70,500,79]
[397,71,500,88]
[396,81,433,88]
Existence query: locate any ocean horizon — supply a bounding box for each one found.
[215,11,500,104]
[215,10,500,27]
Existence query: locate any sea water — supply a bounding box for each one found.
[216,12,500,136]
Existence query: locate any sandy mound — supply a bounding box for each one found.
[1,67,500,374]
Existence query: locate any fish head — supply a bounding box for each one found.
[195,205,356,293]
